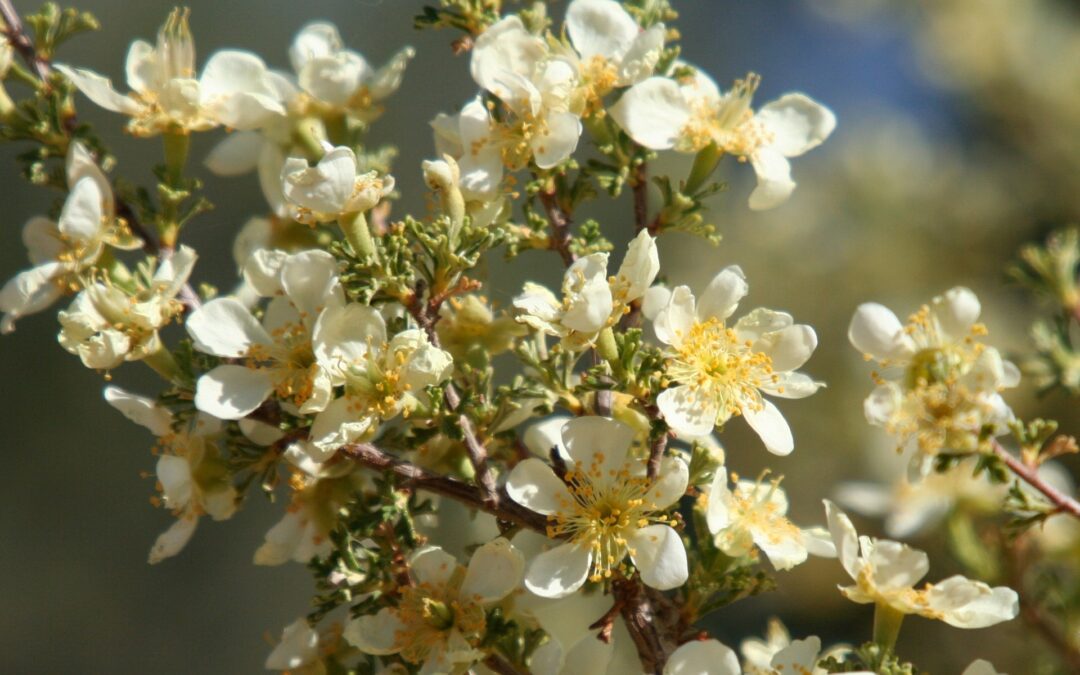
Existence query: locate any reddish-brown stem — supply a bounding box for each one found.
[646,429,669,482]
[538,187,576,266]
[0,0,53,81]
[992,440,1080,519]
[611,574,678,674]
[632,162,649,234]
[341,442,548,533]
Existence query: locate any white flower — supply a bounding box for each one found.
[707,469,816,571]
[104,386,236,563]
[561,0,666,111]
[1,142,140,333]
[289,22,414,117]
[611,69,835,209]
[506,416,689,597]
[514,230,659,349]
[186,249,342,420]
[740,618,792,673]
[652,266,821,455]
[265,618,320,672]
[254,472,353,566]
[664,639,740,675]
[344,539,524,673]
[848,287,1019,477]
[58,245,196,370]
[459,16,583,183]
[305,305,453,460]
[56,9,284,136]
[280,144,395,224]
[825,500,1019,628]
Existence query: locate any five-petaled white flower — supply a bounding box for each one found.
[506,416,689,597]
[559,0,666,113]
[345,539,524,673]
[825,500,1018,629]
[104,386,236,563]
[305,303,453,459]
[186,249,342,420]
[848,287,1019,478]
[611,68,835,209]
[58,245,196,370]
[514,229,659,350]
[651,265,821,455]
[57,8,284,136]
[1,142,141,333]
[280,144,395,224]
[289,21,414,119]
[707,468,829,571]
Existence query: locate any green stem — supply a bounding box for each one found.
[293,117,327,160]
[162,130,189,187]
[338,210,379,263]
[872,602,905,653]
[142,346,182,384]
[683,142,723,196]
[323,112,348,146]
[0,83,15,120]
[596,326,621,371]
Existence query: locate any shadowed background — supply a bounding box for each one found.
[2,0,1079,672]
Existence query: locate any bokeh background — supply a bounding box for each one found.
[2,0,1079,672]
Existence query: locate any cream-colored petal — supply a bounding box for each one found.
[461,538,525,603]
[628,524,688,590]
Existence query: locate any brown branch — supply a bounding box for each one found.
[482,654,527,675]
[538,187,576,266]
[611,574,678,674]
[992,440,1080,519]
[631,162,649,234]
[342,442,549,533]
[0,0,52,81]
[646,429,669,482]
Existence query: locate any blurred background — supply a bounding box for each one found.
[2,0,1079,672]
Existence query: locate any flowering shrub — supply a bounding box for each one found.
[2,1,1079,672]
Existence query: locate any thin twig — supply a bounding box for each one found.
[482,654,527,675]
[341,442,548,533]
[538,187,576,266]
[404,286,499,507]
[646,429,669,482]
[0,0,53,81]
[632,162,649,234]
[992,440,1080,519]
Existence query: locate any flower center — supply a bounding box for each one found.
[394,580,485,665]
[667,317,774,421]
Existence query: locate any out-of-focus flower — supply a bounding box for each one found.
[280,144,395,224]
[345,539,524,673]
[612,69,835,209]
[652,265,821,454]
[664,639,740,675]
[265,618,320,672]
[57,9,284,136]
[506,416,689,596]
[849,287,1019,478]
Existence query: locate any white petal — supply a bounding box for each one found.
[645,456,689,510]
[289,22,342,72]
[22,217,63,265]
[610,77,691,150]
[618,24,666,85]
[55,64,142,115]
[409,546,459,586]
[344,608,404,655]
[524,541,592,598]
[962,660,1005,675]
[744,400,794,455]
[281,250,342,319]
[641,285,672,321]
[205,131,264,175]
[755,324,817,372]
[282,147,357,216]
[755,528,807,571]
[243,248,287,297]
[523,416,572,459]
[864,383,901,426]
[761,372,823,399]
[663,639,741,675]
[769,636,822,672]
[653,285,697,347]
[308,397,372,458]
[265,618,320,670]
[615,230,660,301]
[824,500,861,580]
[748,147,796,211]
[369,46,416,100]
[561,274,612,334]
[58,177,104,242]
[148,515,198,564]
[312,303,385,375]
[531,112,582,169]
[104,385,173,436]
[186,297,272,357]
[199,50,284,128]
[157,455,193,509]
[0,263,66,332]
[868,539,929,589]
[561,416,634,477]
[705,469,732,534]
[239,418,285,446]
[657,385,717,438]
[628,524,688,590]
[506,458,574,516]
[124,39,159,94]
[194,365,274,419]
[926,576,1018,629]
[696,266,748,322]
[469,16,546,96]
[567,0,639,61]
[756,93,836,157]
[934,286,981,341]
[733,308,793,343]
[562,633,614,675]
[461,538,525,603]
[848,302,917,362]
